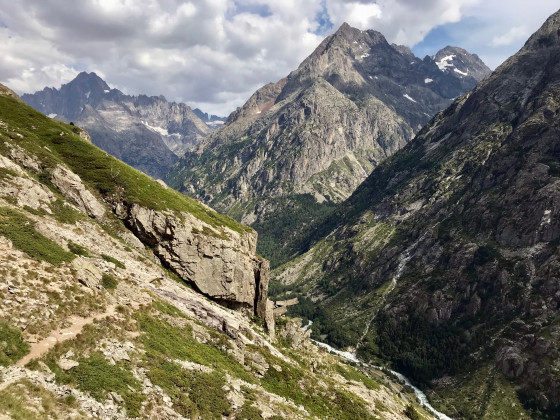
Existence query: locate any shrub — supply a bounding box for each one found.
[0,207,74,265]
[55,352,144,417]
[405,404,422,420]
[67,241,91,257]
[147,358,231,419]
[101,254,125,269]
[49,199,83,224]
[0,322,29,366]
[101,273,118,290]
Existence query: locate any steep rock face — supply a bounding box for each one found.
[22,72,211,178]
[167,23,490,266]
[273,10,560,417]
[50,164,106,220]
[118,203,269,318]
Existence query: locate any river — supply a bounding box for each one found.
[304,322,453,420]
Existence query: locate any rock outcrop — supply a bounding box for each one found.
[72,258,103,289]
[119,203,271,322]
[51,164,106,220]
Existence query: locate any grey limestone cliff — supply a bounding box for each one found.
[117,202,270,320]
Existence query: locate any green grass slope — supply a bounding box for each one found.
[0,92,250,234]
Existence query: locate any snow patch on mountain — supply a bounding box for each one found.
[403,94,417,103]
[454,68,468,76]
[435,55,455,71]
[142,121,180,137]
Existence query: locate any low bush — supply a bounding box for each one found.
[101,254,125,269]
[0,207,74,265]
[0,322,29,366]
[101,273,118,290]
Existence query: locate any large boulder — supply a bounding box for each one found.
[50,164,106,220]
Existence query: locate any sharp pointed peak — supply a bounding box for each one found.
[333,21,360,37]
[337,22,352,30]
[520,9,560,52]
[67,71,110,91]
[330,21,387,46]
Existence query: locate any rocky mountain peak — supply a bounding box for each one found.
[520,8,560,52]
[431,45,490,81]
[72,71,110,90]
[62,71,111,115]
[331,22,386,45]
[23,73,213,178]
[333,21,355,38]
[167,22,490,267]
[303,22,390,65]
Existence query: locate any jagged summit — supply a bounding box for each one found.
[166,22,490,267]
[23,72,212,178]
[332,21,387,44]
[24,71,110,119]
[72,71,110,88]
[431,45,490,82]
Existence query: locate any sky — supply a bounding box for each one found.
[0,1,558,116]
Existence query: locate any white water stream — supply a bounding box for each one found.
[304,321,453,420]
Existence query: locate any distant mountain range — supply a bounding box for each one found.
[166,22,491,266]
[22,72,217,179]
[193,108,227,129]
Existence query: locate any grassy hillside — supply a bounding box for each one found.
[0,93,250,234]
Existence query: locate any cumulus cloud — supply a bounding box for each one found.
[0,0,558,115]
[420,0,559,69]
[326,0,478,45]
[491,26,530,47]
[0,0,324,115]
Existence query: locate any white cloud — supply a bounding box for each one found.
[0,1,558,115]
[491,25,530,46]
[326,2,382,30]
[326,0,479,45]
[428,0,559,69]
[0,0,324,115]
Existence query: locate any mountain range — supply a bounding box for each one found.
[22,72,213,179]
[2,9,560,419]
[274,10,560,418]
[166,22,491,266]
[0,82,440,420]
